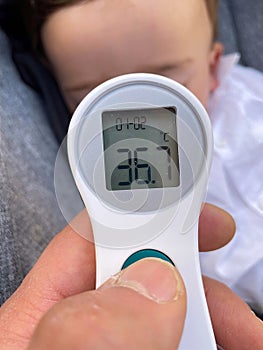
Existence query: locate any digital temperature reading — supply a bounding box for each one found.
[102,107,180,191]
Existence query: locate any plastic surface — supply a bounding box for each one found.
[67,73,216,349]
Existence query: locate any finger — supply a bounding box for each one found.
[0,203,235,349]
[204,276,263,350]
[0,209,95,349]
[199,203,235,251]
[27,258,186,350]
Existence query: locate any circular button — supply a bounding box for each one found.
[122,249,175,270]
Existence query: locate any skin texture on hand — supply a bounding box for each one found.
[26,259,187,350]
[0,204,262,350]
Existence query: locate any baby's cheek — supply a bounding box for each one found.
[62,91,85,113]
[189,79,210,109]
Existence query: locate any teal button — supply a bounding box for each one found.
[122,249,174,269]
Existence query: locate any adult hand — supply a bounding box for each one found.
[0,204,261,349]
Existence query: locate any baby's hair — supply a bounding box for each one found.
[23,0,89,55]
[24,0,219,55]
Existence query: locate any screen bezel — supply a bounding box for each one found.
[70,76,210,213]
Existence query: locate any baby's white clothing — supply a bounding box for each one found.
[200,56,263,314]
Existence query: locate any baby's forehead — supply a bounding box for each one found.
[41,0,213,111]
[43,0,210,51]
[44,0,208,30]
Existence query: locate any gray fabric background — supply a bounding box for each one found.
[0,0,263,305]
[0,30,67,303]
[219,0,263,71]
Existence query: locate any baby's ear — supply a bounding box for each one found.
[209,42,223,92]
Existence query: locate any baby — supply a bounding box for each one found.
[27,0,263,314]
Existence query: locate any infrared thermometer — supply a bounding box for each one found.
[67,73,216,349]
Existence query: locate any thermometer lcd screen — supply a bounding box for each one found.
[102,107,180,191]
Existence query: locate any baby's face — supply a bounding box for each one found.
[42,0,222,112]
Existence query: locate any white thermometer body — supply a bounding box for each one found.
[67,73,216,349]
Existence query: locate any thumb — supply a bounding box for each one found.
[27,258,186,350]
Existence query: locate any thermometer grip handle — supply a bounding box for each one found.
[153,222,217,350]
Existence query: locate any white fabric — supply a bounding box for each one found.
[200,55,263,314]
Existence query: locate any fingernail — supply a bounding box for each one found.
[109,258,184,303]
[216,345,225,350]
